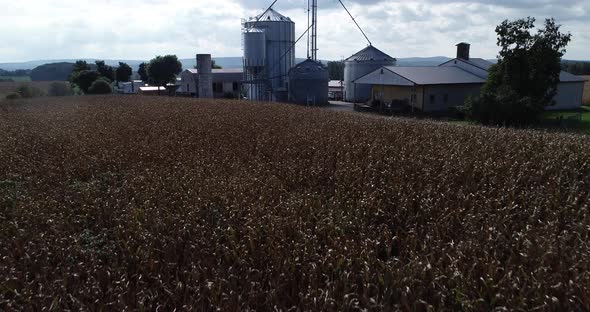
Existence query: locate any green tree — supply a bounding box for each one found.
[116,62,132,82]
[69,60,91,84]
[95,60,115,82]
[327,61,344,80]
[88,79,113,94]
[15,83,45,98]
[72,60,90,73]
[193,60,222,70]
[467,17,571,125]
[74,70,101,94]
[147,55,182,87]
[138,62,149,82]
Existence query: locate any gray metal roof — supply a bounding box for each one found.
[439,58,494,70]
[250,8,292,22]
[289,59,326,73]
[559,71,587,83]
[464,58,494,70]
[385,66,485,85]
[345,45,395,62]
[440,58,585,83]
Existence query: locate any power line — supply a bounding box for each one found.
[337,0,372,46]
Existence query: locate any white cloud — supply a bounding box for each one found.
[0,0,588,62]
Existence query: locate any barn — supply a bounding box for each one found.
[355,43,587,112]
[179,68,243,98]
[355,66,484,111]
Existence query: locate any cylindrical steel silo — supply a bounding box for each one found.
[244,8,295,101]
[288,59,329,106]
[344,45,396,103]
[243,28,266,100]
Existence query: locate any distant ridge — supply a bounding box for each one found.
[0,58,244,71]
[3,57,583,72]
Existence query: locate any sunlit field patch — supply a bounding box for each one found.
[1,95,589,310]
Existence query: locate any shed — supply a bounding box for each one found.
[180,68,243,98]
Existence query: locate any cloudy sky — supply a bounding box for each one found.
[1,0,589,62]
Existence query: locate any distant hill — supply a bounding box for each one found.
[30,62,74,81]
[0,58,246,72]
[11,56,586,74]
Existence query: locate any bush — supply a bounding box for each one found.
[465,87,539,126]
[73,70,101,94]
[5,92,21,100]
[16,83,45,98]
[87,79,113,94]
[48,82,73,97]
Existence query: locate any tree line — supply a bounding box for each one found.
[561,61,590,75]
[0,69,31,77]
[68,56,184,95]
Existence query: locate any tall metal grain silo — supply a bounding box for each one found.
[288,58,329,106]
[243,8,295,101]
[243,28,266,100]
[344,45,396,102]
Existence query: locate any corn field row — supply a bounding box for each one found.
[1,96,589,310]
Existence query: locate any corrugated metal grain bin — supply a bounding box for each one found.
[344,45,396,102]
[288,59,329,105]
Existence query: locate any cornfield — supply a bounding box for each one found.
[1,96,589,310]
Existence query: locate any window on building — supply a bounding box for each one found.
[443,94,449,104]
[213,82,223,93]
[430,94,435,104]
[233,82,239,91]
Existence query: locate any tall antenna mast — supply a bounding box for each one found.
[307,0,310,59]
[311,0,318,60]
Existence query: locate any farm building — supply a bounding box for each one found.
[343,45,396,103]
[118,80,144,94]
[138,86,168,96]
[356,66,484,111]
[355,43,587,112]
[328,80,344,100]
[179,68,243,98]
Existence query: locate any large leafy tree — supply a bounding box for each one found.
[138,62,149,82]
[467,17,571,125]
[69,60,91,84]
[73,70,101,94]
[147,55,182,87]
[72,60,90,73]
[95,60,115,82]
[88,79,113,94]
[327,61,344,81]
[116,62,133,82]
